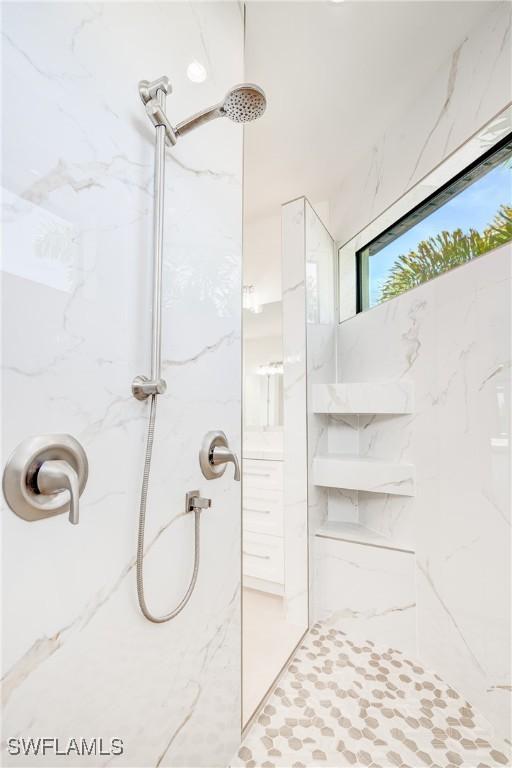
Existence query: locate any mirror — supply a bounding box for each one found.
[244,302,283,429]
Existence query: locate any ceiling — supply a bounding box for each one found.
[244,1,496,226]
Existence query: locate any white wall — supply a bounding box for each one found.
[244,213,282,305]
[315,0,512,744]
[281,199,311,631]
[330,1,512,244]
[244,200,331,308]
[1,4,243,766]
[332,246,511,741]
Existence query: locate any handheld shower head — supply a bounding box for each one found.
[221,84,267,123]
[174,83,266,138]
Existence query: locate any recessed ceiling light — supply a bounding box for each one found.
[187,60,207,83]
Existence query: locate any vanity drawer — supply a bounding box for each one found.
[243,459,283,491]
[243,531,284,584]
[243,488,283,536]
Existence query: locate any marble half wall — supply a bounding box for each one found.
[336,246,512,742]
[323,0,512,741]
[1,3,244,766]
[313,537,417,660]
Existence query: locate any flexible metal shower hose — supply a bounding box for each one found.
[136,394,201,623]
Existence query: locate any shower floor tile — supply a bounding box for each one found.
[234,622,510,768]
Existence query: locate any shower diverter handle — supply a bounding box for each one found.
[37,460,81,525]
[199,431,240,481]
[2,434,88,524]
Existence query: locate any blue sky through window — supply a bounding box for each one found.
[366,160,512,307]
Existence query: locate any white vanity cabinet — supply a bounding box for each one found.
[243,456,285,594]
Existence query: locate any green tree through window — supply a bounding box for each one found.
[379,203,512,302]
[356,137,512,310]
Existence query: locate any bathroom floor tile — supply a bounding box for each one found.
[234,622,511,768]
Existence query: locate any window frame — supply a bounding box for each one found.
[356,131,512,312]
[337,104,512,323]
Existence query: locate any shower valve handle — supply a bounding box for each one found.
[37,460,80,525]
[2,434,88,524]
[199,431,241,482]
[211,445,241,481]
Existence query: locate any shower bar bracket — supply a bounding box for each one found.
[139,76,170,105]
[185,490,211,514]
[139,77,177,146]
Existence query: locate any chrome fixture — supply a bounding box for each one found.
[138,78,266,150]
[200,431,241,481]
[132,78,266,402]
[137,489,211,625]
[2,434,88,525]
[174,83,266,137]
[132,75,171,401]
[133,75,265,624]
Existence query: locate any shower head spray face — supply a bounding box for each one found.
[221,84,267,123]
[174,82,266,138]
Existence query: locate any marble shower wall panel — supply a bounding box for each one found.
[305,201,336,538]
[356,410,416,551]
[313,538,417,659]
[282,198,336,624]
[282,198,309,629]
[325,413,360,526]
[336,246,512,741]
[330,1,512,243]
[1,4,243,767]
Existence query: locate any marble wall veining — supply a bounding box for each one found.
[282,197,336,628]
[336,245,512,741]
[304,201,337,565]
[281,198,309,631]
[314,0,512,744]
[330,0,512,244]
[1,3,243,766]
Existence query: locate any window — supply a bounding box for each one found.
[357,133,512,311]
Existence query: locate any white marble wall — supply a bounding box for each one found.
[282,198,335,628]
[336,246,511,741]
[1,4,243,766]
[313,537,417,659]
[330,1,512,244]
[318,1,512,742]
[304,202,336,539]
[281,199,309,630]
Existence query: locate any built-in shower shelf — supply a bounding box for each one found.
[315,520,415,554]
[312,454,415,497]
[312,382,414,415]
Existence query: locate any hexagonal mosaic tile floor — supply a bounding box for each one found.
[233,622,511,768]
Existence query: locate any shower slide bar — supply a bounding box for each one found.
[132,76,266,623]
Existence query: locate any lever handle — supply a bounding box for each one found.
[37,460,80,525]
[211,446,241,481]
[3,434,88,523]
[199,431,241,482]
